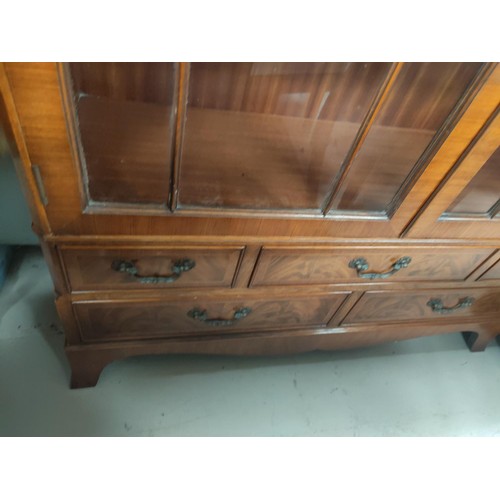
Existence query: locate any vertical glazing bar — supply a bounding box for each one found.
[321,62,404,215]
[170,62,190,212]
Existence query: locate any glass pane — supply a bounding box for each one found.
[68,62,176,205]
[445,147,500,215]
[331,62,483,212]
[178,62,393,210]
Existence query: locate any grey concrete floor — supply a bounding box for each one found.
[1,246,500,436]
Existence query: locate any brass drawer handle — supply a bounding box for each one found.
[349,256,411,280]
[111,259,196,284]
[427,297,475,314]
[187,307,252,327]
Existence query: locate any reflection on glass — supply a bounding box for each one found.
[68,62,176,205]
[331,62,483,212]
[179,62,393,210]
[445,147,500,216]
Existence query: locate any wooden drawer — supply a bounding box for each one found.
[342,287,500,325]
[60,246,244,291]
[72,291,350,342]
[251,246,494,286]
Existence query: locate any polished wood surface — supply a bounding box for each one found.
[478,256,500,281]
[0,61,401,238]
[389,63,499,235]
[408,104,500,239]
[342,287,500,325]
[60,245,244,291]
[0,63,50,235]
[251,246,494,286]
[73,292,349,342]
[1,61,499,389]
[3,62,498,240]
[65,321,499,388]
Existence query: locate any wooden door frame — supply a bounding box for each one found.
[2,62,498,241]
[406,102,500,240]
[395,64,500,240]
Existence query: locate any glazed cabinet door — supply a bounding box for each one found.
[176,63,486,221]
[1,62,495,238]
[408,100,500,240]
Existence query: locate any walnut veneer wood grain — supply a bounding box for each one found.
[342,287,500,325]
[73,292,349,342]
[60,245,244,291]
[251,246,494,286]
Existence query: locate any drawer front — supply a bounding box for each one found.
[73,292,349,342]
[342,288,500,325]
[251,247,494,286]
[61,246,244,290]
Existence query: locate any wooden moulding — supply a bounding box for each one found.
[65,321,500,389]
